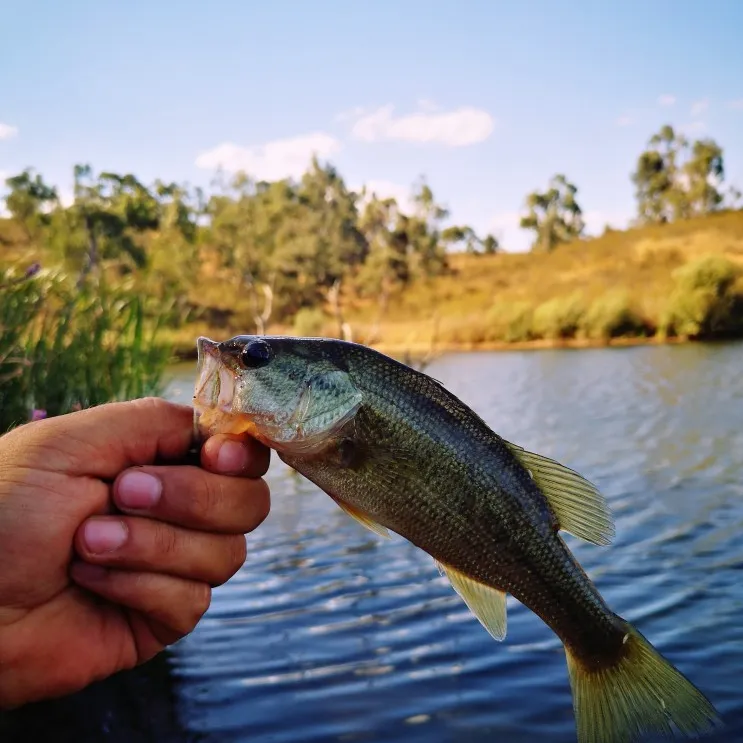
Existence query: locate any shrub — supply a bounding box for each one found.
[292,307,328,337]
[582,291,651,340]
[531,292,586,340]
[487,301,536,342]
[661,254,743,338]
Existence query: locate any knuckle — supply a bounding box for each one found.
[186,472,222,524]
[153,523,181,559]
[131,396,171,416]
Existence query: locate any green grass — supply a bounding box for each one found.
[0,266,171,431]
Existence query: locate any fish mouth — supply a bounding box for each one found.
[193,336,239,441]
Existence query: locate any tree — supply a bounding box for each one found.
[205,172,281,330]
[4,169,58,240]
[441,225,500,254]
[46,165,201,290]
[405,179,450,275]
[632,125,687,223]
[145,180,202,321]
[356,196,408,297]
[269,160,368,316]
[632,125,727,224]
[520,174,584,252]
[684,138,724,216]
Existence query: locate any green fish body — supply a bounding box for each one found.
[193,335,719,743]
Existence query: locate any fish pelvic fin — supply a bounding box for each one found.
[333,498,391,539]
[504,440,615,547]
[565,622,720,743]
[435,561,507,641]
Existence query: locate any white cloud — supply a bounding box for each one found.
[691,99,709,116]
[195,132,341,180]
[353,179,415,213]
[348,103,494,147]
[658,94,676,107]
[616,115,634,127]
[726,99,743,110]
[0,123,18,140]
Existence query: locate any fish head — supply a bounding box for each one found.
[193,335,363,454]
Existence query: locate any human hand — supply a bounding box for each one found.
[0,397,270,710]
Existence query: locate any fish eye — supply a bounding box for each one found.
[240,339,273,368]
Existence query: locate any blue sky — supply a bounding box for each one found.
[2,0,742,251]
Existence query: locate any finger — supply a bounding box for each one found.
[200,434,271,478]
[70,563,211,648]
[75,516,247,587]
[6,397,196,478]
[112,465,271,534]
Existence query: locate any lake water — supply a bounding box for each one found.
[2,342,742,742]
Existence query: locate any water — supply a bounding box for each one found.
[3,342,742,742]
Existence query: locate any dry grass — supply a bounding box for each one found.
[340,210,743,353]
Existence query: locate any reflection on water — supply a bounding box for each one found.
[3,342,742,742]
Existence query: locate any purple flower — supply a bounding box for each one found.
[24,262,41,278]
[31,409,47,421]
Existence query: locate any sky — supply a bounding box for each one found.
[2,0,743,251]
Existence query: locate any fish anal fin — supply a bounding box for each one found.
[504,440,615,547]
[333,498,390,539]
[435,560,507,641]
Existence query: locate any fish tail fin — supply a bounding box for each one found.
[565,622,720,743]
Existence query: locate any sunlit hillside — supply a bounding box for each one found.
[345,210,743,354]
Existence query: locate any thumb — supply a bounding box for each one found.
[3,398,196,478]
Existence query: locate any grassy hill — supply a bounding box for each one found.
[333,210,743,355]
[3,210,743,359]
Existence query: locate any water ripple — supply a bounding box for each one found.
[161,342,743,742]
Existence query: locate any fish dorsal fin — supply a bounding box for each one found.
[435,560,507,641]
[333,498,391,539]
[503,440,615,547]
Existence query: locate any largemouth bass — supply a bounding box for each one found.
[193,334,719,743]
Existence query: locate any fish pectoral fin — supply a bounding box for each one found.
[333,498,391,539]
[503,440,615,547]
[435,561,507,641]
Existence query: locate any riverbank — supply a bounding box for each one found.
[169,328,698,362]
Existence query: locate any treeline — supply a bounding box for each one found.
[1,123,741,337]
[2,162,498,335]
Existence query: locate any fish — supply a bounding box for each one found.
[192,334,720,743]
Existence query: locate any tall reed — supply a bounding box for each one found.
[1,265,172,431]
